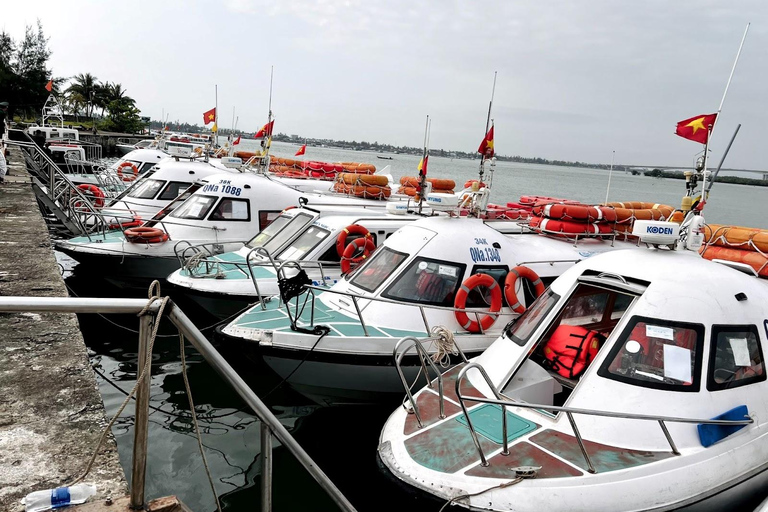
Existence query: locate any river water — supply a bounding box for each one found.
[63,141,768,511]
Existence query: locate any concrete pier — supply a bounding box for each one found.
[0,147,127,510]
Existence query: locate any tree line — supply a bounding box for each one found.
[0,21,144,133]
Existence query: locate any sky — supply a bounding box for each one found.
[2,0,767,169]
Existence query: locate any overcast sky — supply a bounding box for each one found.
[3,1,766,168]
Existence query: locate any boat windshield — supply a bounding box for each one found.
[248,213,315,256]
[276,225,331,261]
[246,214,292,249]
[382,257,465,306]
[505,289,561,346]
[350,247,408,293]
[170,195,217,220]
[128,179,166,199]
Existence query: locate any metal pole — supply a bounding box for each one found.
[166,303,357,512]
[0,296,161,313]
[130,314,153,509]
[260,422,273,512]
[604,150,615,204]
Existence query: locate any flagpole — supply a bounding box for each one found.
[417,115,430,215]
[479,71,497,181]
[215,84,219,147]
[261,66,274,172]
[700,23,749,205]
[604,150,615,204]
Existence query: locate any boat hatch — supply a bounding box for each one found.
[577,270,649,295]
[502,281,639,407]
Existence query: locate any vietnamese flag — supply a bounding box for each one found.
[295,144,306,156]
[45,80,53,92]
[233,135,241,145]
[203,107,216,125]
[478,125,494,158]
[255,120,275,138]
[675,113,717,144]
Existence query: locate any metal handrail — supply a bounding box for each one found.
[455,362,753,472]
[0,296,357,512]
[299,284,507,337]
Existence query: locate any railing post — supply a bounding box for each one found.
[260,422,273,512]
[130,314,153,509]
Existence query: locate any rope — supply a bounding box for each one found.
[438,477,524,512]
[430,325,458,368]
[180,333,222,512]
[68,280,169,486]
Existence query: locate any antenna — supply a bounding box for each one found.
[478,71,497,181]
[604,150,615,204]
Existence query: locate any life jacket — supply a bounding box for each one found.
[543,325,603,379]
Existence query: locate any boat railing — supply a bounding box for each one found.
[300,284,507,338]
[393,335,470,428]
[174,240,249,273]
[0,296,356,512]
[454,362,753,472]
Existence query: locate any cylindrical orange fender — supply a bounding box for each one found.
[504,266,545,313]
[703,224,768,253]
[340,237,376,274]
[454,273,502,333]
[529,216,613,235]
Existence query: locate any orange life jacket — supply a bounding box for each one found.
[543,325,603,379]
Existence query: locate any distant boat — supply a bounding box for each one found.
[377,155,393,160]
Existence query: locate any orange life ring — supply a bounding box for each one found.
[124,226,169,244]
[117,161,139,182]
[336,224,371,257]
[75,184,105,209]
[453,273,502,333]
[533,203,618,223]
[504,266,545,314]
[108,216,142,230]
[340,237,376,274]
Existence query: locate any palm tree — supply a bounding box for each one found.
[66,73,98,119]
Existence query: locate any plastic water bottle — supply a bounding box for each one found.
[22,484,97,512]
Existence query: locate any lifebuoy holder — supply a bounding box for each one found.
[504,266,545,314]
[454,273,503,333]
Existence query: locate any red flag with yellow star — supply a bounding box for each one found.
[675,113,717,144]
[255,120,275,138]
[203,107,216,125]
[478,125,494,158]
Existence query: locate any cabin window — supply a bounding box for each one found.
[208,198,250,221]
[467,265,509,308]
[170,195,217,220]
[276,225,331,261]
[383,258,466,306]
[158,181,191,201]
[350,247,408,293]
[139,162,157,173]
[598,316,704,392]
[707,325,765,391]
[128,179,166,199]
[247,214,293,249]
[258,211,283,231]
[316,233,378,263]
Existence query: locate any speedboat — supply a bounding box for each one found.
[217,199,652,405]
[377,216,768,511]
[167,203,426,320]
[55,171,363,286]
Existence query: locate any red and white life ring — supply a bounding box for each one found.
[75,183,105,209]
[454,273,502,333]
[340,237,376,274]
[533,203,618,223]
[504,266,545,314]
[336,224,371,257]
[124,226,168,244]
[117,161,139,182]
